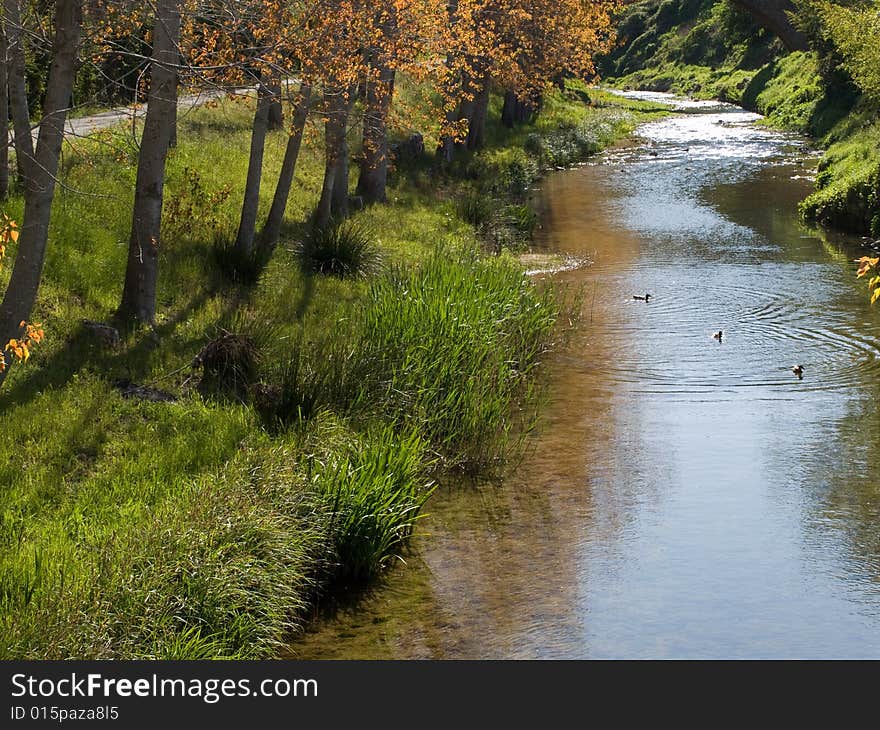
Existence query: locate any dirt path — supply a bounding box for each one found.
[60,87,233,141]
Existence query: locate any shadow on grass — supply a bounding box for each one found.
[0,289,220,413]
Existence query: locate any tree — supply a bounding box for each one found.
[117,0,181,325]
[0,20,8,199]
[436,0,619,159]
[260,82,312,250]
[0,0,83,385]
[355,1,441,204]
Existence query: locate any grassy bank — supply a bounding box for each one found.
[601,0,880,237]
[0,81,661,659]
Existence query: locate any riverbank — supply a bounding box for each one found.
[0,81,664,659]
[601,0,880,238]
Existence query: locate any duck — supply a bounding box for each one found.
[712,330,723,341]
[791,364,804,379]
[633,293,652,302]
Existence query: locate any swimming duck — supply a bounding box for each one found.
[791,364,804,379]
[712,330,723,341]
[633,293,652,302]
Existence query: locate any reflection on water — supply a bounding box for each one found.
[289,92,880,658]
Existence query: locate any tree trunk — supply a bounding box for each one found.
[356,65,395,205]
[4,0,32,187]
[502,90,539,128]
[330,135,349,217]
[233,80,271,259]
[501,90,516,128]
[315,84,355,229]
[465,77,490,151]
[436,0,459,165]
[456,92,475,149]
[0,0,82,385]
[168,49,180,148]
[267,71,283,131]
[117,0,180,326]
[260,83,311,251]
[0,22,9,198]
[520,94,541,124]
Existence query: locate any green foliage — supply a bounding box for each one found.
[355,253,559,469]
[799,99,880,235]
[601,0,779,79]
[210,237,271,285]
[748,51,842,135]
[457,190,494,227]
[164,167,234,242]
[816,0,880,101]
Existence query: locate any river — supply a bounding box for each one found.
[288,92,880,659]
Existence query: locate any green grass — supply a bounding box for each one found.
[0,80,657,658]
[800,98,880,236]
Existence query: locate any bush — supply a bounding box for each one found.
[271,337,364,426]
[210,237,269,285]
[457,190,494,227]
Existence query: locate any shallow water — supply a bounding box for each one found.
[289,92,880,658]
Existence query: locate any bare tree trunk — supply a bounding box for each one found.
[233,80,271,259]
[0,21,9,198]
[356,66,394,205]
[117,0,180,326]
[501,89,516,128]
[267,70,283,131]
[330,135,349,217]
[4,0,32,187]
[315,84,355,229]
[0,0,82,385]
[260,83,311,250]
[436,0,460,166]
[438,105,457,165]
[465,77,490,151]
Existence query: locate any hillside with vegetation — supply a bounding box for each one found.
[600,0,880,238]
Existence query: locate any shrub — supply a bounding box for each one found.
[210,237,269,285]
[355,252,559,469]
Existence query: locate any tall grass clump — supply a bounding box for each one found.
[355,252,559,470]
[270,337,365,427]
[456,189,494,227]
[307,425,433,583]
[296,220,382,279]
[210,236,272,286]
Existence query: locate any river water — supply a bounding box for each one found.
[290,92,880,658]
